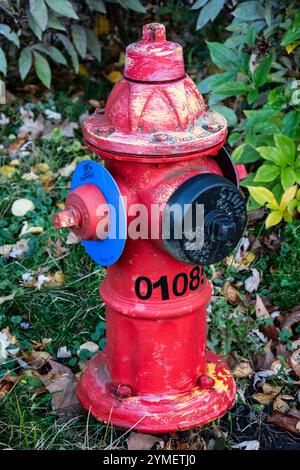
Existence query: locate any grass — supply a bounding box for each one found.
[0,93,300,450]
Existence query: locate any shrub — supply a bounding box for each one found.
[0,0,145,88]
[197,0,300,228]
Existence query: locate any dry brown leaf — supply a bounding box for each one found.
[267,411,300,434]
[7,135,27,155]
[282,310,300,335]
[0,239,29,258]
[255,295,269,319]
[254,340,276,371]
[273,396,290,413]
[253,383,282,404]
[232,359,254,378]
[0,373,21,397]
[127,432,160,451]
[289,348,300,376]
[222,281,240,306]
[36,359,81,415]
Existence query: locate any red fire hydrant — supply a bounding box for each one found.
[53,23,247,433]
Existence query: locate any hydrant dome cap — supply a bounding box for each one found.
[124,23,185,82]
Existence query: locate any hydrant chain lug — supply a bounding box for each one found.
[53,23,247,433]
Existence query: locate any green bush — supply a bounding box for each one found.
[197,0,300,228]
[0,0,145,87]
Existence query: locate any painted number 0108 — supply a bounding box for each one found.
[135,266,202,301]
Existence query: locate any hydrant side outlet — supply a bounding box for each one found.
[53,23,247,433]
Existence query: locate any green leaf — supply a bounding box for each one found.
[0,46,7,75]
[191,0,209,9]
[247,186,279,209]
[196,0,225,30]
[210,104,237,127]
[233,144,261,164]
[245,24,256,46]
[295,169,300,184]
[45,0,78,19]
[254,163,280,183]
[0,24,19,47]
[265,211,282,229]
[252,53,272,88]
[30,0,48,31]
[228,132,240,146]
[19,47,32,80]
[33,51,51,88]
[56,33,79,72]
[256,146,283,166]
[281,27,300,47]
[27,11,42,40]
[71,25,87,59]
[282,111,300,138]
[213,81,253,98]
[274,134,296,166]
[281,167,296,191]
[198,71,234,94]
[47,10,66,30]
[85,29,101,61]
[120,0,146,13]
[46,45,67,65]
[232,1,264,21]
[206,42,238,69]
[86,0,106,13]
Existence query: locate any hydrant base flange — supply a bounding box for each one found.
[77,350,236,433]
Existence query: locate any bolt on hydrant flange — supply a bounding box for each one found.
[52,23,247,433]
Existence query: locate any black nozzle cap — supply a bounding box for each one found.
[162,173,247,266]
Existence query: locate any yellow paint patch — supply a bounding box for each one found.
[206,362,229,394]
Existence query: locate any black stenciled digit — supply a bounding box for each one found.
[189,266,201,291]
[173,273,188,296]
[135,276,152,300]
[153,275,170,300]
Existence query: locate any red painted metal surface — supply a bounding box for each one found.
[54,23,244,432]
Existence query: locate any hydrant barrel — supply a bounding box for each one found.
[53,23,247,433]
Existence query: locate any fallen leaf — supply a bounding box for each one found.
[0,165,15,179]
[232,440,260,450]
[232,359,254,378]
[0,373,21,397]
[57,347,72,359]
[60,119,78,138]
[222,281,240,305]
[127,432,159,451]
[255,295,270,319]
[44,109,61,121]
[289,348,300,376]
[7,135,27,155]
[253,383,282,404]
[18,107,44,139]
[11,198,35,217]
[32,163,50,174]
[58,158,77,178]
[0,293,15,305]
[281,310,300,335]
[0,239,29,258]
[22,171,39,181]
[36,359,81,415]
[106,71,121,83]
[66,232,80,244]
[254,341,276,371]
[244,268,260,293]
[273,395,291,413]
[267,411,300,434]
[77,341,99,357]
[0,112,9,126]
